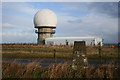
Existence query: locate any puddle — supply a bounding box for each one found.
[2,58,120,67]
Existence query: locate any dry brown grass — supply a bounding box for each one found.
[2,44,118,54]
[2,44,73,50]
[2,44,118,59]
[2,60,120,79]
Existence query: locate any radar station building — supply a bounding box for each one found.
[34,9,103,46]
[34,9,57,45]
[45,37,103,46]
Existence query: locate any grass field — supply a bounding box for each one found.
[2,44,119,59]
[2,44,120,78]
[2,61,120,78]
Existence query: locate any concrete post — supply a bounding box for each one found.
[72,41,88,70]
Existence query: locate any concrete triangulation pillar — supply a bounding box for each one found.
[72,41,88,70]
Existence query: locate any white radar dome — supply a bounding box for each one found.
[34,9,57,28]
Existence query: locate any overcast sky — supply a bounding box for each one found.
[2,2,118,43]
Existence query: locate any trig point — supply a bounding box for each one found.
[72,41,88,70]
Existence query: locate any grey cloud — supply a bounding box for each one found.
[87,2,118,18]
[118,32,120,43]
[63,2,118,18]
[2,12,34,31]
[56,11,118,43]
[2,2,38,15]
[102,33,118,43]
[2,0,120,2]
[22,28,35,33]
[2,23,17,28]
[2,2,38,43]
[2,32,37,43]
[2,2,118,43]
[67,19,82,23]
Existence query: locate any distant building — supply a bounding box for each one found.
[34,9,103,46]
[34,9,57,44]
[45,37,103,46]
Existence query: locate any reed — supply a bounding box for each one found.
[2,61,120,78]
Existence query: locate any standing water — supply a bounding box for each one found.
[2,58,120,67]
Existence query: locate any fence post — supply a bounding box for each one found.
[66,40,68,45]
[72,41,88,70]
[53,49,56,66]
[118,43,120,68]
[98,42,102,66]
